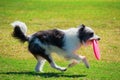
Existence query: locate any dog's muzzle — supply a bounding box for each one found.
[90,35,100,41]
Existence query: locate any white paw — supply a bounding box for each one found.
[35,68,44,72]
[60,67,67,71]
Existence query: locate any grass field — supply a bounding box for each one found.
[0,0,120,80]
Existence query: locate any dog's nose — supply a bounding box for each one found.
[98,38,101,40]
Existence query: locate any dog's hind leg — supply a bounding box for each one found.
[47,55,67,71]
[35,56,46,72]
[35,53,67,72]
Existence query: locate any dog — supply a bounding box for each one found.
[11,21,100,72]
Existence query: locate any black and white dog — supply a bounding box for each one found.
[11,21,100,72]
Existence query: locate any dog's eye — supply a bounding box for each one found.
[89,33,94,37]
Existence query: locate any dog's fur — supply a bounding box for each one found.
[11,21,100,72]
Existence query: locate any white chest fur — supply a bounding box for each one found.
[61,28,81,53]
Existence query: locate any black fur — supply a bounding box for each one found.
[78,25,94,43]
[12,26,28,42]
[28,37,52,63]
[33,29,65,48]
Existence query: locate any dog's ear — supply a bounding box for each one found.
[79,24,85,31]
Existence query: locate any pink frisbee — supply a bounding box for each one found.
[92,40,100,60]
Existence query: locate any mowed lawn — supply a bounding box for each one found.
[0,0,120,80]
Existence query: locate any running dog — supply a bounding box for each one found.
[11,21,100,72]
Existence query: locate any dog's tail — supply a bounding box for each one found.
[11,21,29,42]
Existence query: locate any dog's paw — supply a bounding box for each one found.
[68,60,78,68]
[82,57,90,68]
[60,67,67,72]
[35,70,44,73]
[35,68,44,73]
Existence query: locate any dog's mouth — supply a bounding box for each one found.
[89,35,100,41]
[86,35,100,45]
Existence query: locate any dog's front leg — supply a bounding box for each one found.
[80,55,90,68]
[67,53,90,68]
[68,60,79,68]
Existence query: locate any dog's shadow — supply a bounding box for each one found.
[0,71,87,78]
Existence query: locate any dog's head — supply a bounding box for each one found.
[78,24,100,45]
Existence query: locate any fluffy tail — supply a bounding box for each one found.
[11,21,29,42]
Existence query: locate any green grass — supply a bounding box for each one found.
[0,0,120,80]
